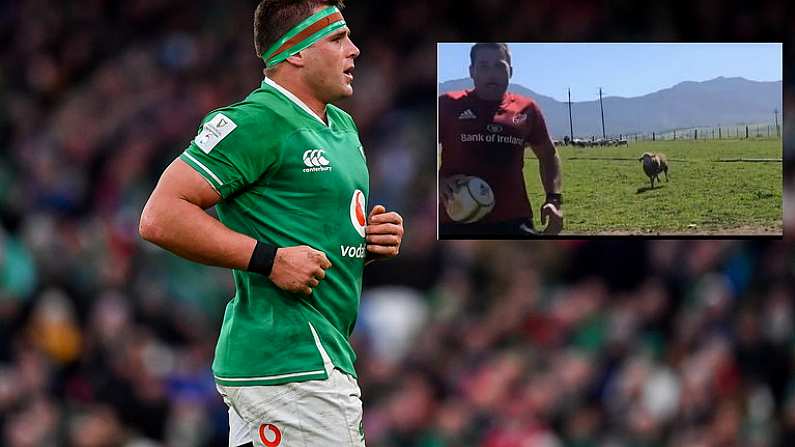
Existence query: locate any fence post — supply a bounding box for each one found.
[745,125,748,139]
[695,129,698,140]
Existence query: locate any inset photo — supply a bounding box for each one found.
[437,42,783,238]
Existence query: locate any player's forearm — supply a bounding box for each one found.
[140,196,256,270]
[539,149,562,195]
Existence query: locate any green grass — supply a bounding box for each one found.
[523,138,783,234]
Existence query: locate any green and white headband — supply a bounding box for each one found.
[261,6,346,68]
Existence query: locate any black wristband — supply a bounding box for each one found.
[247,241,278,276]
[546,193,562,205]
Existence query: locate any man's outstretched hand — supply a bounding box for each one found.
[439,175,466,207]
[365,205,404,265]
[540,202,563,235]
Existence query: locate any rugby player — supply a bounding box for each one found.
[139,1,403,445]
[439,42,563,237]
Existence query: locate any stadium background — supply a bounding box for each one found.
[0,1,792,446]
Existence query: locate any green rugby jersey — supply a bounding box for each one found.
[179,77,369,386]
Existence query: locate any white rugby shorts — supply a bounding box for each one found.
[216,326,365,447]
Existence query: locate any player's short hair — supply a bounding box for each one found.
[254,0,346,60]
[470,43,511,67]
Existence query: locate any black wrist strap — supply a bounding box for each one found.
[247,241,278,276]
[546,193,562,206]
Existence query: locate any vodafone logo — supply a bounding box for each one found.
[259,423,282,447]
[302,149,332,173]
[349,189,366,238]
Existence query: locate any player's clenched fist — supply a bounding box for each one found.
[269,245,332,295]
[365,205,404,264]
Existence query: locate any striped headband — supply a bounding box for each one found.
[261,6,346,68]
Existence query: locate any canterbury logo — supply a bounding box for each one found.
[259,424,282,447]
[458,109,476,120]
[303,149,330,167]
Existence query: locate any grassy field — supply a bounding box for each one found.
[523,138,783,235]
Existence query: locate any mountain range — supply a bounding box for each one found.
[438,76,782,138]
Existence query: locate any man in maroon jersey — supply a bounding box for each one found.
[438,43,563,237]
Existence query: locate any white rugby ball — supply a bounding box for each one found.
[445,176,495,223]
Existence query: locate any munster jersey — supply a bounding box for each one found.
[180,77,368,386]
[438,89,551,224]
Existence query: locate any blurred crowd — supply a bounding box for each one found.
[0,0,792,446]
[359,241,795,447]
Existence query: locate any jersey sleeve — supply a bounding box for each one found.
[525,101,552,147]
[438,95,451,147]
[179,107,279,200]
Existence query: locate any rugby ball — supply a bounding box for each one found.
[445,176,495,223]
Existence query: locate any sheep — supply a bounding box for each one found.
[639,152,669,188]
[572,138,589,147]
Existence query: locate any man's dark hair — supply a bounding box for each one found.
[254,0,345,60]
[470,43,511,67]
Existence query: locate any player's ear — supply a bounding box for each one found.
[285,51,306,68]
[468,64,474,79]
[509,65,513,78]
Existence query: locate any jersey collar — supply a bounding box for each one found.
[263,77,328,126]
[468,89,510,108]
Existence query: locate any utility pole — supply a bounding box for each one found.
[599,87,606,139]
[568,88,574,142]
[775,108,780,137]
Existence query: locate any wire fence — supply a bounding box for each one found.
[625,122,781,142]
[555,122,782,146]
